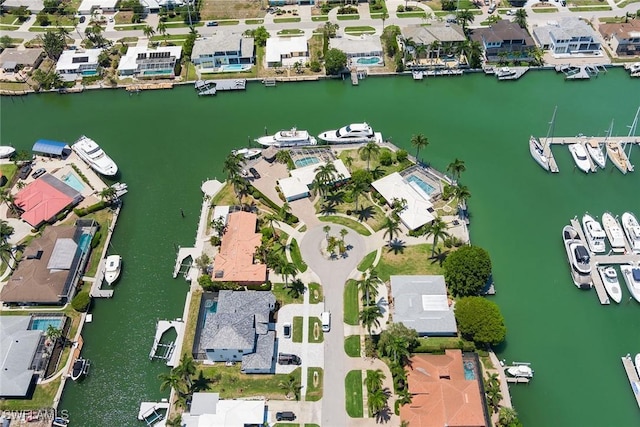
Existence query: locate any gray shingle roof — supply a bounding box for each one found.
[192,33,255,60]
[0,316,41,397]
[242,331,275,372]
[401,24,466,45]
[329,35,383,55]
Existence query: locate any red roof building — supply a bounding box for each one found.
[401,350,488,427]
[15,174,83,227]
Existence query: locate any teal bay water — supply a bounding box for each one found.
[1,70,639,426]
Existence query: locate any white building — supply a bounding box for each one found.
[1,0,44,12]
[55,49,102,80]
[191,33,255,72]
[278,159,351,202]
[329,34,384,67]
[117,45,182,77]
[532,18,601,56]
[372,172,435,230]
[181,393,266,427]
[77,0,118,14]
[265,36,308,68]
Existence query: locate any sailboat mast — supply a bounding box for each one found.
[625,105,639,162]
[544,106,558,147]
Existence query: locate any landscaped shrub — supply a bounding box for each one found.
[71,291,91,312]
[379,150,393,166]
[395,149,408,163]
[91,231,101,249]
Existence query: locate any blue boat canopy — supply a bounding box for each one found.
[32,139,71,157]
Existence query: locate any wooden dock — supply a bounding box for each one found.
[497,67,528,81]
[620,355,640,409]
[126,82,173,92]
[542,142,559,173]
[351,70,359,86]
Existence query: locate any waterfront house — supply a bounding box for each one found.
[401,350,489,427]
[77,0,118,14]
[197,290,276,374]
[0,316,44,398]
[1,0,44,12]
[329,34,384,67]
[211,211,267,285]
[191,32,255,72]
[278,159,351,202]
[400,24,466,65]
[532,18,601,56]
[181,392,266,427]
[0,48,44,73]
[0,221,98,305]
[265,36,309,68]
[372,172,435,230]
[268,0,315,5]
[598,19,640,57]
[390,275,457,336]
[117,45,182,78]
[55,49,102,81]
[14,173,83,227]
[470,19,536,62]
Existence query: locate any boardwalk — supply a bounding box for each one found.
[620,355,640,409]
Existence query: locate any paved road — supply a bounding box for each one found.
[299,223,365,427]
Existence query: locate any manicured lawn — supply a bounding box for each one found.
[150,34,189,41]
[0,15,18,24]
[0,164,17,188]
[274,17,301,23]
[199,365,301,399]
[181,289,202,357]
[277,29,304,35]
[357,250,377,272]
[289,239,307,272]
[272,282,303,307]
[344,26,376,34]
[211,182,238,206]
[397,11,427,18]
[115,24,147,31]
[319,216,371,236]
[568,5,611,10]
[345,335,361,357]
[246,19,264,24]
[377,243,445,282]
[292,316,303,343]
[414,336,475,353]
[0,377,60,410]
[344,280,359,326]
[531,6,558,12]
[308,282,323,304]
[311,16,329,21]
[0,81,29,91]
[337,14,360,20]
[79,209,114,277]
[308,316,324,343]
[345,370,364,418]
[306,367,323,401]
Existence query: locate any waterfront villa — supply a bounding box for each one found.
[191,33,255,72]
[76,0,117,14]
[372,172,435,230]
[400,24,466,65]
[400,350,488,427]
[532,18,601,56]
[212,211,267,285]
[181,392,266,426]
[329,35,384,67]
[55,49,102,81]
[265,36,309,68]
[470,20,536,63]
[117,46,182,78]
[1,0,44,12]
[195,290,276,374]
[598,19,640,57]
[0,48,43,73]
[390,275,457,336]
[0,221,97,305]
[278,159,350,202]
[14,173,83,227]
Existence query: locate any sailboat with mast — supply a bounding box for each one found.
[607,106,638,174]
[530,106,557,172]
[585,121,610,169]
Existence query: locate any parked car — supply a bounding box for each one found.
[488,3,496,13]
[278,353,301,365]
[276,412,296,421]
[249,167,260,179]
[18,163,32,180]
[31,168,46,179]
[506,9,516,15]
[283,322,291,338]
[79,16,86,23]
[206,21,218,27]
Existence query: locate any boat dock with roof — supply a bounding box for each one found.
[620,355,640,409]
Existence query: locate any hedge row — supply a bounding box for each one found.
[74,200,107,217]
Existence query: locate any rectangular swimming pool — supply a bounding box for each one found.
[62,172,85,192]
[30,316,64,331]
[406,174,436,195]
[295,156,320,168]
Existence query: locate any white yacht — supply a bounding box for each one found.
[635,354,640,378]
[0,146,15,158]
[597,266,622,304]
[582,214,606,253]
[620,265,640,303]
[318,123,378,144]
[232,148,262,160]
[601,213,626,253]
[585,140,606,169]
[562,225,592,289]
[72,136,118,176]
[256,127,317,147]
[621,212,640,254]
[606,142,629,174]
[529,136,550,171]
[506,363,534,378]
[104,254,122,285]
[568,143,591,173]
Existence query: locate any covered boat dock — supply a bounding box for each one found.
[32,139,72,158]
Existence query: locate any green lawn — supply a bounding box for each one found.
[308,282,323,304]
[181,289,202,357]
[344,280,359,326]
[0,15,18,24]
[377,243,445,282]
[306,367,323,401]
[357,250,377,272]
[568,5,611,10]
[289,239,308,272]
[345,370,364,417]
[277,29,304,35]
[337,14,360,21]
[344,26,376,34]
[311,16,329,21]
[0,377,60,410]
[150,34,189,41]
[246,19,264,24]
[115,24,147,31]
[292,316,303,343]
[345,335,361,357]
[414,336,475,353]
[199,365,301,399]
[397,11,427,18]
[308,316,324,343]
[531,7,558,12]
[271,282,304,307]
[274,17,301,23]
[0,164,18,189]
[319,216,371,236]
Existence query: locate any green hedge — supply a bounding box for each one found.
[71,291,91,312]
[74,200,108,217]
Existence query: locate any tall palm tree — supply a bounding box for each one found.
[46,325,62,344]
[514,8,528,29]
[143,25,155,39]
[158,370,187,394]
[410,134,428,162]
[429,40,441,62]
[370,165,385,181]
[275,149,291,165]
[486,386,503,413]
[382,334,410,365]
[343,154,354,171]
[365,368,386,392]
[285,278,305,298]
[382,216,401,247]
[0,220,14,242]
[229,174,248,205]
[359,304,383,336]
[277,261,298,288]
[314,162,338,187]
[174,354,196,388]
[98,186,117,202]
[264,212,280,234]
[455,9,475,34]
[278,374,302,400]
[339,228,348,243]
[0,190,19,216]
[424,217,450,256]
[358,141,380,171]
[323,225,331,240]
[358,270,379,306]
[349,179,369,212]
[156,21,168,43]
[0,240,17,270]
[190,370,214,393]
[278,202,291,220]
[223,152,244,180]
[446,158,466,180]
[498,407,519,427]
[453,184,471,207]
[367,387,389,416]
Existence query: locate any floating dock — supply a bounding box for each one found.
[126,82,173,92]
[555,64,606,80]
[621,355,640,409]
[195,79,246,95]
[496,67,528,81]
[149,319,185,367]
[138,400,169,426]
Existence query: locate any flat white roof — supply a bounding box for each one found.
[78,0,118,13]
[212,205,230,224]
[329,34,383,55]
[372,172,435,230]
[55,49,102,73]
[278,176,310,201]
[265,36,308,63]
[117,45,182,72]
[290,159,350,186]
[2,0,44,12]
[182,393,265,427]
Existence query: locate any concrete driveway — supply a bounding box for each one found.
[275,302,325,375]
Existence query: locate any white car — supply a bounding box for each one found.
[506,9,517,15]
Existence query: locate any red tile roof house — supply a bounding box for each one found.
[14,174,83,228]
[401,350,489,427]
[212,211,267,286]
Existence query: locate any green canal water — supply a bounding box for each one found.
[1,70,639,426]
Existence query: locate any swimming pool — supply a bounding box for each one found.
[220,64,251,72]
[82,70,98,76]
[30,316,64,331]
[143,69,172,76]
[355,56,382,66]
[201,299,218,328]
[62,172,85,192]
[464,361,476,380]
[295,156,320,168]
[406,175,436,195]
[78,233,92,253]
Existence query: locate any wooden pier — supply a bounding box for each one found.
[351,70,359,86]
[542,142,559,173]
[126,82,173,92]
[496,66,528,81]
[620,355,640,409]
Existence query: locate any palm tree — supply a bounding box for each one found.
[46,325,63,344]
[453,184,471,207]
[367,387,389,416]
[358,270,379,306]
[428,246,449,267]
[98,186,117,202]
[223,152,244,180]
[382,334,410,365]
[0,240,17,270]
[156,21,168,43]
[497,50,509,66]
[278,374,302,400]
[365,368,386,392]
[229,174,249,205]
[349,179,369,212]
[143,25,155,39]
[174,354,196,388]
[278,202,291,220]
[264,212,280,234]
[0,190,19,216]
[410,133,428,162]
[528,46,544,66]
[158,370,187,394]
[339,228,348,243]
[190,370,214,393]
[323,225,331,240]
[275,149,291,165]
[455,9,475,34]
[446,158,466,180]
[382,216,401,247]
[314,161,338,186]
[486,386,503,413]
[358,141,380,170]
[370,165,385,181]
[424,217,450,256]
[277,261,298,288]
[498,407,519,427]
[514,8,528,29]
[468,40,484,68]
[429,40,441,62]
[0,220,14,242]
[285,278,305,298]
[486,372,500,389]
[343,154,354,171]
[359,304,383,336]
[165,415,183,427]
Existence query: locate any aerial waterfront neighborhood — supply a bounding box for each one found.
[0,0,640,426]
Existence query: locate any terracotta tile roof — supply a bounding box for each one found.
[599,19,640,41]
[212,211,267,284]
[400,350,487,427]
[15,174,81,227]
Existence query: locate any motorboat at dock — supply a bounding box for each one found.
[71,357,90,381]
[620,265,640,303]
[529,136,549,171]
[0,146,15,158]
[232,148,262,160]
[582,214,606,253]
[621,212,640,254]
[318,122,381,144]
[568,143,591,173]
[104,254,122,285]
[602,212,626,253]
[256,127,317,147]
[562,225,592,289]
[72,135,118,176]
[597,266,623,304]
[505,362,534,378]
